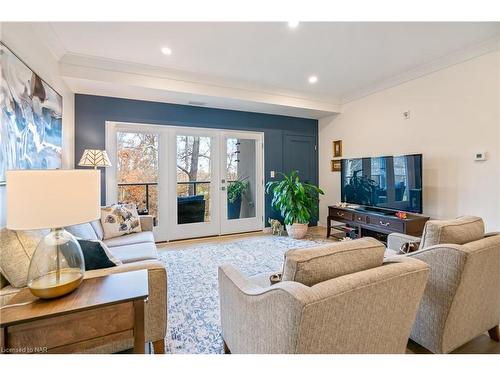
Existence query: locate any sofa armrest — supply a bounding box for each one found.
[387,233,421,251]
[84,260,167,344]
[139,215,154,232]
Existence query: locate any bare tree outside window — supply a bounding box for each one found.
[117,132,159,220]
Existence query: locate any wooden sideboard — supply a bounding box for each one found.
[327,205,430,243]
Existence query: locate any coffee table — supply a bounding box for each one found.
[0,270,148,354]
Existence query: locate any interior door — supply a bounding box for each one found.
[220,131,264,234]
[169,129,220,240]
[283,134,316,183]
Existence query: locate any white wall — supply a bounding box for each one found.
[0,22,75,227]
[319,50,500,232]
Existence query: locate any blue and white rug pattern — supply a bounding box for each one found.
[158,235,326,354]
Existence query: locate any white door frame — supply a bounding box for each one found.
[168,127,221,241]
[105,121,264,241]
[220,131,265,235]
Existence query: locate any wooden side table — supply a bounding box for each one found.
[1,270,149,354]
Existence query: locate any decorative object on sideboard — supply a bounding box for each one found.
[268,218,283,236]
[332,140,342,157]
[266,170,324,239]
[0,42,63,185]
[331,159,342,172]
[6,170,101,299]
[78,149,112,169]
[395,211,408,219]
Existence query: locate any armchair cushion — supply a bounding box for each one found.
[282,237,385,287]
[420,216,484,249]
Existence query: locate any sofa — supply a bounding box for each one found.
[387,216,500,353]
[0,215,167,354]
[219,237,430,354]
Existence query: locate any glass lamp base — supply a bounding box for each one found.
[28,268,83,299]
[27,228,85,299]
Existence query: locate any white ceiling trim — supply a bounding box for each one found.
[59,55,341,116]
[341,34,500,104]
[30,23,67,61]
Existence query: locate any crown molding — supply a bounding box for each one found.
[341,34,500,104]
[59,53,342,116]
[30,23,67,61]
[60,52,341,105]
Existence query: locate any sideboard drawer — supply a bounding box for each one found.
[368,217,404,232]
[329,209,353,221]
[354,214,367,223]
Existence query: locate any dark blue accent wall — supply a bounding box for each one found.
[74,94,318,224]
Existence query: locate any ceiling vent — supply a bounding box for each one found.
[188,100,207,106]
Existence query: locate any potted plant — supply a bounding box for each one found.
[227,177,249,219]
[266,170,324,239]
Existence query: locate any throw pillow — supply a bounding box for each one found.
[100,203,142,240]
[77,239,121,270]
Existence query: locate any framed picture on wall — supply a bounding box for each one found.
[0,42,63,185]
[331,159,342,172]
[333,140,342,157]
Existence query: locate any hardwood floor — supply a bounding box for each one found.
[157,226,500,355]
[408,334,500,354]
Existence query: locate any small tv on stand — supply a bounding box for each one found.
[340,154,423,214]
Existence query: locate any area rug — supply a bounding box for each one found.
[157,235,327,354]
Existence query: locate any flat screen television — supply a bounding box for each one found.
[341,154,423,213]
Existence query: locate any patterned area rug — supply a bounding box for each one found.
[157,235,327,354]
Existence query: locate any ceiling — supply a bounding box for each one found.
[42,22,500,118]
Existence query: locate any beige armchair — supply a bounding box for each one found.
[219,238,430,354]
[387,216,500,353]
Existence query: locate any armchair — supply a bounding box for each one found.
[387,216,500,353]
[219,238,430,354]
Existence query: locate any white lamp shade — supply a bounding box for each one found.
[78,149,112,168]
[6,170,101,230]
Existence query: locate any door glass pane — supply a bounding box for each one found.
[176,135,211,224]
[226,138,256,220]
[116,132,159,224]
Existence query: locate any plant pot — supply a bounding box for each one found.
[285,223,309,239]
[227,196,242,219]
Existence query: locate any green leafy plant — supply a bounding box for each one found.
[265,170,324,225]
[228,177,249,203]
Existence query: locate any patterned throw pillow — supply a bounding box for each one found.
[100,203,142,240]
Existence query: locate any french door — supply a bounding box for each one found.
[106,122,264,242]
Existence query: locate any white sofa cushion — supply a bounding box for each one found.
[282,237,385,287]
[104,231,155,247]
[108,242,158,264]
[66,222,99,240]
[90,220,105,240]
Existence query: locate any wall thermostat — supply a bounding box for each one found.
[474,152,487,161]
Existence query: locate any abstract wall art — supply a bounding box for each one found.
[0,42,62,184]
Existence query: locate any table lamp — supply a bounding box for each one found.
[78,149,112,169]
[6,170,100,299]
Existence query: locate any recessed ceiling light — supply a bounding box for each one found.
[161,47,172,55]
[288,21,299,28]
[308,75,318,84]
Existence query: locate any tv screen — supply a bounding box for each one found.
[341,154,423,213]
